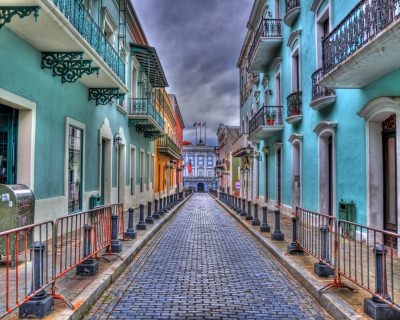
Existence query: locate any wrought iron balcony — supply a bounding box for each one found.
[157,135,181,160]
[248,19,282,72]
[248,106,284,141]
[53,0,125,82]
[2,0,127,90]
[284,0,301,26]
[128,98,165,140]
[311,68,336,110]
[320,0,400,88]
[286,92,302,124]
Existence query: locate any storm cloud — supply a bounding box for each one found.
[131,0,252,146]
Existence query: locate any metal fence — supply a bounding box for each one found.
[0,221,54,318]
[0,204,122,318]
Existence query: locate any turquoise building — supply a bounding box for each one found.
[235,0,400,236]
[0,0,173,222]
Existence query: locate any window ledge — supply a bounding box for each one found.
[117,104,128,115]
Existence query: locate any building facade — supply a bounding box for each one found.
[182,138,218,192]
[169,94,185,193]
[237,0,400,236]
[0,0,182,222]
[215,124,240,194]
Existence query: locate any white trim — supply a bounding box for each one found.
[314,122,337,216]
[314,3,331,68]
[289,135,303,212]
[358,97,400,234]
[99,118,113,204]
[0,88,36,190]
[273,142,283,206]
[130,145,136,196]
[64,117,86,211]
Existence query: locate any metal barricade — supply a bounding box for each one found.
[296,207,337,269]
[0,220,54,318]
[52,206,112,282]
[334,221,400,310]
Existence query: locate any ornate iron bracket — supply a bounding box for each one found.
[41,52,100,83]
[88,88,125,106]
[0,6,40,29]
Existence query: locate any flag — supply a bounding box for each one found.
[187,161,193,175]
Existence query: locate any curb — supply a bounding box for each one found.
[52,194,193,320]
[212,195,363,320]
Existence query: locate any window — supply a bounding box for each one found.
[140,150,144,192]
[198,169,204,177]
[68,126,83,213]
[274,0,281,19]
[291,48,300,92]
[207,156,213,167]
[102,8,117,46]
[188,155,195,166]
[146,152,150,190]
[131,64,138,99]
[151,154,154,187]
[83,0,92,13]
[198,155,204,166]
[315,7,330,68]
[275,72,281,105]
[130,147,136,195]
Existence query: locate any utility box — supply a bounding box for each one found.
[89,194,101,209]
[339,200,356,238]
[0,184,35,260]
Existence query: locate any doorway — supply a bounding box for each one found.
[0,105,18,184]
[382,114,397,245]
[100,138,111,205]
[292,141,301,210]
[197,182,205,192]
[276,147,282,206]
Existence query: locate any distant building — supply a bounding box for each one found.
[182,124,218,192]
[215,124,240,194]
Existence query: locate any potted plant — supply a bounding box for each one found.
[267,112,275,125]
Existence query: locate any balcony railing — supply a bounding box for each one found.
[248,19,282,65]
[249,106,284,136]
[287,92,302,119]
[322,0,400,75]
[286,0,301,13]
[158,135,181,158]
[53,0,125,82]
[312,68,336,101]
[129,98,165,130]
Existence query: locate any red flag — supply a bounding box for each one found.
[187,161,193,175]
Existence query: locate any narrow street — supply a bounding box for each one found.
[86,194,330,319]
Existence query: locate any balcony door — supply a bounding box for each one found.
[382,115,397,245]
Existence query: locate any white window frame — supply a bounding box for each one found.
[130,145,136,196]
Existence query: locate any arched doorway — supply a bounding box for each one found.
[197,182,205,192]
[289,134,302,212]
[358,97,400,246]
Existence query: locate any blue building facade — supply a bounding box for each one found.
[0,0,177,222]
[235,0,400,235]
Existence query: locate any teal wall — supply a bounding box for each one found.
[240,0,400,225]
[0,2,154,202]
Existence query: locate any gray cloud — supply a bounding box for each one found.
[131,0,252,145]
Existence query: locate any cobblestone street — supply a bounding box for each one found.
[86,194,330,319]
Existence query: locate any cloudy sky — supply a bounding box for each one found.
[131,0,252,146]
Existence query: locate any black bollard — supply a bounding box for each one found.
[136,204,147,230]
[76,224,99,274]
[145,201,154,224]
[110,215,122,252]
[364,244,399,319]
[314,225,334,276]
[236,197,241,213]
[19,242,54,318]
[125,208,137,239]
[252,203,260,226]
[246,200,253,220]
[241,198,247,217]
[287,215,303,254]
[163,196,168,213]
[158,197,165,216]
[271,209,284,241]
[260,206,271,232]
[153,200,160,219]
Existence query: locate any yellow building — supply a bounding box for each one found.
[154,89,181,198]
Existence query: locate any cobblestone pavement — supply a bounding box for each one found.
[86,194,331,319]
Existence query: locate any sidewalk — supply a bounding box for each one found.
[3,194,192,320]
[213,195,371,320]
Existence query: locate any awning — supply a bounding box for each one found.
[130,43,168,87]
